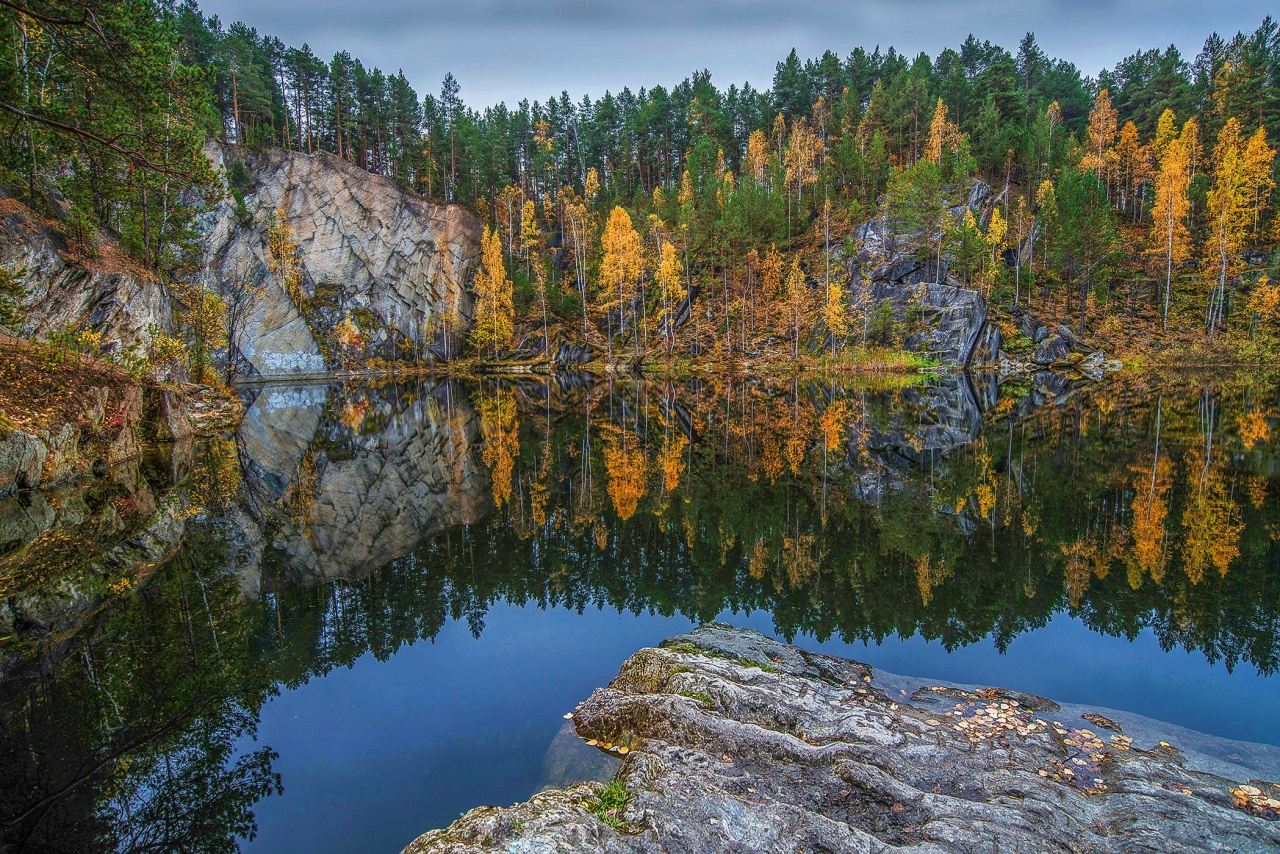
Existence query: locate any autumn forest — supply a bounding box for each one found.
[2,2,1279,371]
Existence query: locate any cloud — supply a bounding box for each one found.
[195,0,1273,107]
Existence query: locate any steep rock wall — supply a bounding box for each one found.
[0,196,170,354]
[196,144,482,377]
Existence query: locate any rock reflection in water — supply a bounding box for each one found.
[0,370,1276,853]
[232,381,489,592]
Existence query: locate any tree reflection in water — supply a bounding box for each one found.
[0,371,1276,851]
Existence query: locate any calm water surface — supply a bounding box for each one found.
[1,371,1278,852]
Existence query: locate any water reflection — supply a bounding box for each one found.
[0,371,1276,851]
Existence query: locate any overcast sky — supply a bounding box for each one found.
[195,0,1274,108]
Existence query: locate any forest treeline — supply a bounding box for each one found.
[2,0,1279,365]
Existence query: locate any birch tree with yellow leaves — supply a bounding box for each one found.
[1205,119,1275,338]
[1082,89,1118,202]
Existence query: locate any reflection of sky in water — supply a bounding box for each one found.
[241,601,1280,854]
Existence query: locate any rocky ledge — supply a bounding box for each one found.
[405,625,1280,853]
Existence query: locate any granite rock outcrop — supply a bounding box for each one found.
[196,144,482,378]
[405,625,1280,853]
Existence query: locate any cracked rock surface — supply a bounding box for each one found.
[403,624,1280,853]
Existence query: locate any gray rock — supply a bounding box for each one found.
[233,383,490,590]
[1,200,172,354]
[1033,334,1072,365]
[872,282,989,366]
[196,144,482,377]
[0,430,47,494]
[1079,350,1106,381]
[1011,307,1050,344]
[404,626,1280,853]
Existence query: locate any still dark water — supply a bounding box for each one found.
[2,370,1278,853]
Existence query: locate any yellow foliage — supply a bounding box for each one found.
[604,431,647,521]
[744,129,771,186]
[479,390,519,510]
[599,206,643,314]
[658,431,688,492]
[1239,409,1271,450]
[784,117,821,203]
[915,553,949,606]
[1127,456,1172,587]
[976,483,996,521]
[75,328,102,355]
[748,537,770,580]
[147,333,187,369]
[340,399,368,432]
[1180,450,1243,583]
[469,226,514,357]
[782,533,818,588]
[266,209,305,309]
[821,400,848,453]
[520,199,540,258]
[923,98,962,163]
[985,206,1007,258]
[334,314,364,353]
[1148,128,1193,287]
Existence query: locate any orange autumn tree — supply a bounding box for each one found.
[603,427,647,521]
[1243,127,1277,247]
[599,205,644,357]
[653,228,685,353]
[923,98,961,163]
[1082,89,1119,200]
[1114,120,1150,218]
[658,429,688,492]
[1180,445,1243,584]
[468,225,514,358]
[1148,113,1193,329]
[784,255,808,357]
[1204,119,1274,337]
[1128,455,1172,587]
[479,388,519,510]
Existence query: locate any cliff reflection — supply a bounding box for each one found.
[0,371,1276,852]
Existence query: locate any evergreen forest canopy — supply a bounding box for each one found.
[2,0,1280,361]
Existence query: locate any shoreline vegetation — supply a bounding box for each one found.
[0,3,1277,393]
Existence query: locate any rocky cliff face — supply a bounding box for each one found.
[196,144,482,378]
[0,197,170,355]
[230,382,490,593]
[870,282,992,366]
[405,625,1280,854]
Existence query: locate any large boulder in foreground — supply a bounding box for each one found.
[404,625,1280,853]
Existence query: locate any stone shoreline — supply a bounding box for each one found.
[404,625,1280,853]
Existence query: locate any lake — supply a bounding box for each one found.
[1,370,1277,852]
